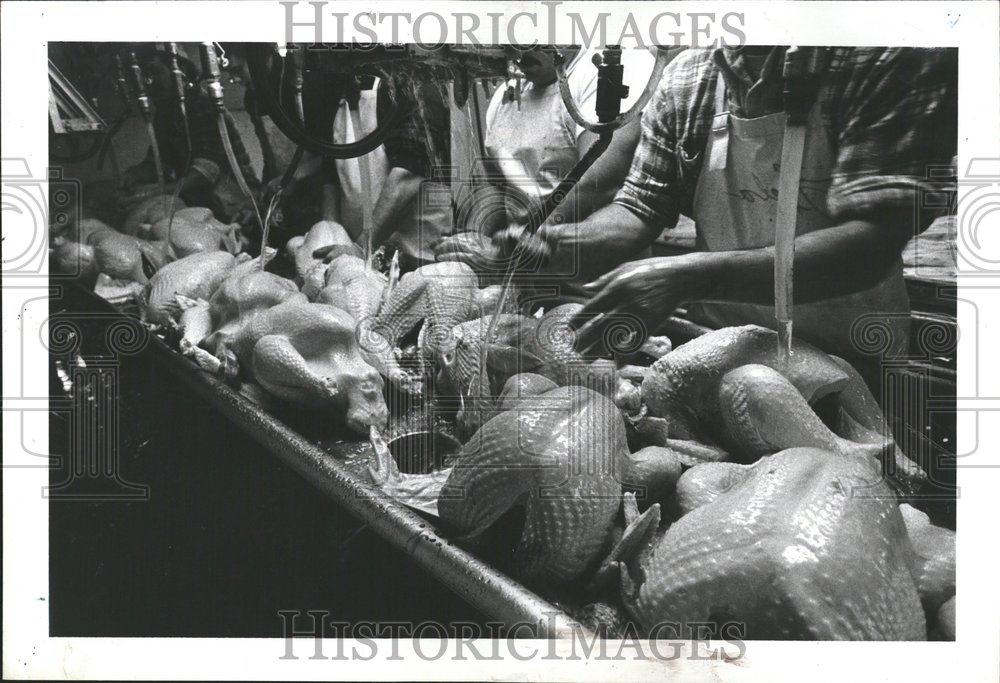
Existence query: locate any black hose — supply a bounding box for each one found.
[245,44,412,159]
[520,133,612,237]
[470,77,487,159]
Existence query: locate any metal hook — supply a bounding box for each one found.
[504,58,523,110]
[214,42,229,68]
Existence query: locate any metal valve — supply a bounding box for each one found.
[782,46,827,125]
[199,41,226,113]
[166,42,188,117]
[504,58,522,109]
[127,50,153,120]
[593,46,629,124]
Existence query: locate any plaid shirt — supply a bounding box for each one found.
[614,47,957,232]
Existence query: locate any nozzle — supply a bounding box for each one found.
[199,42,226,113]
[504,58,523,108]
[166,42,188,117]
[594,45,629,124]
[127,50,153,120]
[782,47,827,124]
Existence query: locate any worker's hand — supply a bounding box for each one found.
[569,255,714,354]
[231,206,258,229]
[433,232,507,273]
[262,175,297,206]
[492,224,561,274]
[490,226,522,253]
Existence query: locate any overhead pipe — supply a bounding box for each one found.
[127,49,168,208]
[199,41,267,267]
[164,41,193,247]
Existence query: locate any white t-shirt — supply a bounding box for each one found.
[483,47,656,229]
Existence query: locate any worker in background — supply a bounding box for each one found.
[253,67,357,244]
[351,71,453,270]
[434,45,657,294]
[506,46,957,394]
[288,69,453,272]
[120,45,260,222]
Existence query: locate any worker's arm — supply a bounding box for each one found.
[545,119,642,226]
[367,166,423,248]
[700,210,911,305]
[525,202,662,282]
[500,55,687,274]
[369,72,451,249]
[430,174,508,268]
[457,177,508,236]
[434,190,654,274]
[568,209,912,351]
[491,100,644,247]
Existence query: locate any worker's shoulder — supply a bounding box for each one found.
[660,48,716,87]
[643,48,715,112]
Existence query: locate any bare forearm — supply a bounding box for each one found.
[551,162,621,225]
[370,167,423,247]
[696,219,909,305]
[547,121,641,226]
[548,203,661,282]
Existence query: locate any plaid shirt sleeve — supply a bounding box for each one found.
[613,49,716,229]
[825,47,957,230]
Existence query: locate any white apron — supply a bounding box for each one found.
[332,84,389,235]
[332,81,453,262]
[687,77,910,360]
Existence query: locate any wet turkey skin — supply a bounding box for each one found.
[145,251,242,325]
[202,270,305,353]
[316,254,416,395]
[286,220,359,281]
[121,194,186,235]
[625,448,927,640]
[639,324,926,495]
[375,261,481,367]
[147,215,239,257]
[439,385,627,587]
[227,299,388,433]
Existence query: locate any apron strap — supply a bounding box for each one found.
[707,75,730,171]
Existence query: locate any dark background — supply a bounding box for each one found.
[48,284,486,638]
